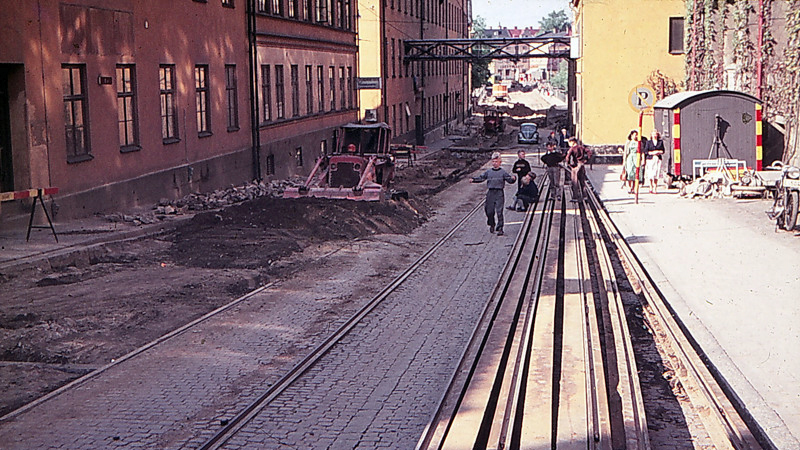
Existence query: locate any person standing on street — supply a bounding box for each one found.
[541,141,565,200]
[472,152,516,236]
[644,129,665,193]
[622,129,643,193]
[565,137,589,202]
[511,149,531,189]
[558,128,570,151]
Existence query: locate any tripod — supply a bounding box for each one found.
[706,114,736,180]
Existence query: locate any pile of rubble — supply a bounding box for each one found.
[105,178,306,225]
[677,170,766,199]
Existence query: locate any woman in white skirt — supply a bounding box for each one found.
[643,130,665,193]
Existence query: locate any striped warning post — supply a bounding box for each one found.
[0,187,59,202]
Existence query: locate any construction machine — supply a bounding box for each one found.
[283,122,395,201]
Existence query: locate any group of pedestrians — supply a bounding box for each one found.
[620,129,665,194]
[472,127,591,236]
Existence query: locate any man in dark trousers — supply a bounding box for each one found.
[541,141,565,200]
[472,152,516,236]
[565,137,589,202]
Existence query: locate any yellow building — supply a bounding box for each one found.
[571,0,685,146]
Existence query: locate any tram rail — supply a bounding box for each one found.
[416,178,768,450]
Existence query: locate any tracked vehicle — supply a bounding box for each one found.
[284,122,395,201]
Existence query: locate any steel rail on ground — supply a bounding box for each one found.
[585,186,767,450]
[198,200,487,450]
[414,179,552,450]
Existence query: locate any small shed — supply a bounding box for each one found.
[653,90,763,178]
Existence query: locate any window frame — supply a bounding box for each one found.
[305,65,314,114]
[225,64,239,131]
[116,64,140,152]
[290,65,300,117]
[159,65,179,144]
[669,17,685,55]
[62,64,92,163]
[275,64,286,119]
[317,65,325,112]
[261,65,272,124]
[328,66,335,112]
[195,65,212,137]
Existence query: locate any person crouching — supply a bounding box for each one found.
[472,152,516,236]
[507,173,539,212]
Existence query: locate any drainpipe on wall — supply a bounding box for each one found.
[246,0,262,180]
[757,0,764,99]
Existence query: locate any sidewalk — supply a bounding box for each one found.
[586,165,800,449]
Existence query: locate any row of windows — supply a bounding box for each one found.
[385,0,465,33]
[256,0,353,30]
[259,64,354,124]
[62,63,241,163]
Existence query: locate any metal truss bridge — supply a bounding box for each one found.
[404,36,570,61]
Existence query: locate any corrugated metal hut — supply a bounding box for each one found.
[653,90,763,177]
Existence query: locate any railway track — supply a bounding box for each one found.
[415,179,768,450]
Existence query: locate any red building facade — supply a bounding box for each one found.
[0,0,357,221]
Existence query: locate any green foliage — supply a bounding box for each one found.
[538,10,570,33]
[471,15,490,88]
[551,64,567,90]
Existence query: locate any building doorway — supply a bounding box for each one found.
[0,67,14,192]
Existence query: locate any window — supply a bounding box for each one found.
[272,0,283,15]
[339,66,345,110]
[225,65,239,131]
[288,0,298,18]
[265,154,275,175]
[304,0,313,21]
[291,65,300,117]
[305,65,313,114]
[195,65,211,136]
[317,66,325,112]
[222,0,234,7]
[275,65,285,119]
[62,64,91,162]
[316,0,328,22]
[334,0,342,27]
[347,66,353,109]
[159,65,179,142]
[344,0,352,29]
[295,147,303,166]
[329,66,335,111]
[261,65,272,123]
[391,38,396,78]
[669,17,685,54]
[116,65,139,151]
[256,0,267,12]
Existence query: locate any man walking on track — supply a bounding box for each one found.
[565,137,589,202]
[472,152,516,236]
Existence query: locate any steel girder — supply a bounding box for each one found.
[403,36,570,62]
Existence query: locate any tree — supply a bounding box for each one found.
[471,15,491,88]
[538,10,569,33]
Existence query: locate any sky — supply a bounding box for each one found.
[472,0,569,29]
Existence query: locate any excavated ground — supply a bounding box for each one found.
[0,148,488,417]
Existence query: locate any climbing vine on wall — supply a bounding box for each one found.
[646,70,678,100]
